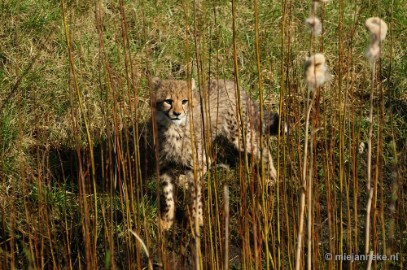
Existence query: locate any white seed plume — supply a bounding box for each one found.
[367,43,381,62]
[304,53,330,89]
[365,17,388,42]
[365,17,388,62]
[305,16,322,36]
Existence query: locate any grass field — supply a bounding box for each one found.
[0,0,406,269]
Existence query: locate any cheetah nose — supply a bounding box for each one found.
[173,111,181,116]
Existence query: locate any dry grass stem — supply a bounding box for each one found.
[129,230,153,270]
[364,17,388,260]
[223,184,230,270]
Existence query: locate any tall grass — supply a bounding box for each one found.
[0,0,406,269]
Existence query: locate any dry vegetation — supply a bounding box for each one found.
[0,0,406,269]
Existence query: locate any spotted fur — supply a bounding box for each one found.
[151,77,279,231]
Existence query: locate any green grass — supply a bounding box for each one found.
[1,0,406,269]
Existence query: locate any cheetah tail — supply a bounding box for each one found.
[266,112,280,136]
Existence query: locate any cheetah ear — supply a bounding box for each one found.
[150,77,161,90]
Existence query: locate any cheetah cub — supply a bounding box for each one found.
[151,77,279,230]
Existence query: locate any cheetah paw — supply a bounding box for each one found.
[160,218,173,230]
[195,215,203,227]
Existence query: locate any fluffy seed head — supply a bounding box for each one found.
[304,53,330,89]
[305,16,322,36]
[365,17,388,42]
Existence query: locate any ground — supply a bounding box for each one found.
[0,0,406,269]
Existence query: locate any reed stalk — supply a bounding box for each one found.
[224,185,230,270]
[295,86,314,270]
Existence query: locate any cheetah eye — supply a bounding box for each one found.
[182,100,188,105]
[164,99,173,105]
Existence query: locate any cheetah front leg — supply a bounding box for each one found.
[160,172,175,230]
[184,170,204,230]
[251,142,277,184]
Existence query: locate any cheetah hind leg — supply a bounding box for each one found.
[264,150,277,185]
[230,132,277,185]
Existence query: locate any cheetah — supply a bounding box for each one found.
[150,77,279,231]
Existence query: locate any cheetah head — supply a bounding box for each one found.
[151,77,196,126]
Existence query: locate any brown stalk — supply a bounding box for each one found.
[61,0,98,267]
